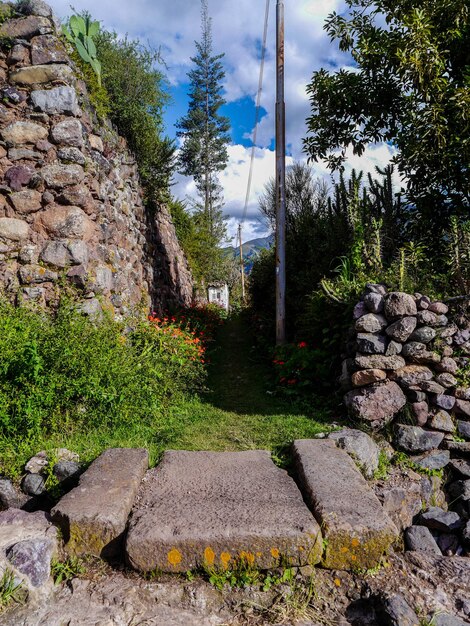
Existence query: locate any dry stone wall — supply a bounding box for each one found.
[0,0,193,316]
[343,285,470,433]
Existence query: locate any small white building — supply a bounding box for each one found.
[207,283,229,312]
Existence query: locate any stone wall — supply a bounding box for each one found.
[0,0,193,316]
[343,286,470,432]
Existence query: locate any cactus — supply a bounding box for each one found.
[63,14,102,86]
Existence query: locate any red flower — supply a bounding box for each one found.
[298,341,308,348]
[287,379,297,385]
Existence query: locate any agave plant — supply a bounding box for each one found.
[63,14,102,86]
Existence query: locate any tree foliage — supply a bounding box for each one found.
[303,0,470,212]
[94,29,175,202]
[176,0,231,234]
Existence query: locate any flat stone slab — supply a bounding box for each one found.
[292,439,398,570]
[51,448,148,558]
[125,450,322,573]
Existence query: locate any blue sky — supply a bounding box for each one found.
[48,0,397,243]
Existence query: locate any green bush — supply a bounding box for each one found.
[0,301,205,469]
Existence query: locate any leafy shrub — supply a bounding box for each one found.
[0,300,206,466]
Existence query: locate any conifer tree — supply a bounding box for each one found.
[176,0,231,247]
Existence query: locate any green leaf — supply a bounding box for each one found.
[87,20,100,38]
[74,38,92,64]
[84,35,97,59]
[62,25,74,43]
[69,15,86,38]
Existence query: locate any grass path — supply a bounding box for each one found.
[5,315,333,476]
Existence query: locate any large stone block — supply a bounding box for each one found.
[1,120,48,146]
[41,164,84,188]
[36,204,93,239]
[30,86,79,115]
[292,439,398,570]
[344,380,407,428]
[31,34,68,65]
[125,450,322,573]
[0,217,29,241]
[51,448,148,558]
[0,15,52,39]
[10,63,74,85]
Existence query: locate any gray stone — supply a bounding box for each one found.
[356,332,387,354]
[51,448,148,558]
[41,164,85,188]
[126,449,323,573]
[1,121,48,146]
[456,388,470,401]
[37,205,91,239]
[416,310,440,326]
[68,240,88,265]
[9,189,42,214]
[328,428,380,478]
[30,86,79,115]
[22,473,45,496]
[464,521,470,548]
[429,410,455,433]
[455,399,470,418]
[31,34,68,65]
[402,342,440,365]
[365,283,387,295]
[8,147,43,161]
[6,537,55,587]
[90,265,113,294]
[434,615,470,626]
[19,264,58,284]
[0,478,23,510]
[355,354,406,370]
[428,302,449,315]
[344,381,407,428]
[78,298,102,319]
[51,119,83,148]
[386,317,417,342]
[436,533,459,556]
[448,480,470,502]
[406,389,427,403]
[436,373,458,388]
[355,313,388,333]
[417,295,431,310]
[351,368,387,387]
[457,421,470,440]
[291,439,398,571]
[380,593,418,626]
[8,43,30,65]
[449,459,470,478]
[412,450,450,471]
[0,15,52,39]
[67,264,88,289]
[0,217,29,242]
[433,394,456,411]
[444,440,470,457]
[435,357,459,375]
[363,292,384,313]
[409,326,436,343]
[411,401,429,426]
[25,450,48,474]
[53,460,80,483]
[384,292,417,320]
[40,241,69,267]
[405,525,441,554]
[10,64,74,86]
[417,380,446,395]
[396,425,444,453]
[420,507,462,532]
[390,365,433,387]
[58,146,86,165]
[353,301,367,320]
[386,340,403,356]
[17,0,54,18]
[440,324,459,339]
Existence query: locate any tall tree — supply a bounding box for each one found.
[176,0,231,241]
[303,0,470,223]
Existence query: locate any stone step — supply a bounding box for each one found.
[125,450,323,573]
[292,439,398,570]
[51,448,148,559]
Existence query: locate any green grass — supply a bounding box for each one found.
[1,314,333,477]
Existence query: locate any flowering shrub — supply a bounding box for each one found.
[272,341,331,396]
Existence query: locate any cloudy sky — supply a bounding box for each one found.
[48,0,397,244]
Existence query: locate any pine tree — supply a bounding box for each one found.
[176,0,231,244]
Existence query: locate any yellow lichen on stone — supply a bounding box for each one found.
[167,548,182,567]
[204,547,215,567]
[270,548,280,559]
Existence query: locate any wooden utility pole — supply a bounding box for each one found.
[238,224,246,301]
[275,0,286,344]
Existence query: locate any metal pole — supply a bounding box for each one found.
[238,223,246,301]
[275,0,286,344]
